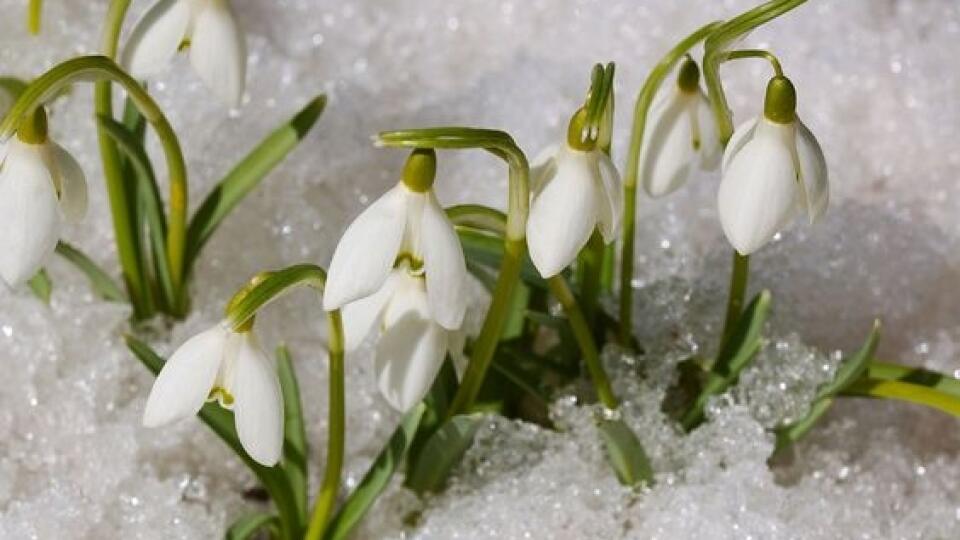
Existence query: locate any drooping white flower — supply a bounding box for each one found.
[323,149,466,411]
[122,0,246,107]
[143,323,283,466]
[342,268,450,411]
[639,59,721,198]
[526,119,623,278]
[0,112,87,287]
[717,75,828,255]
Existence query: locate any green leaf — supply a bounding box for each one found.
[54,242,126,302]
[457,227,545,289]
[864,360,960,400]
[775,321,881,451]
[186,95,327,268]
[681,290,771,430]
[597,417,653,487]
[405,414,482,494]
[28,269,52,303]
[0,77,29,101]
[225,512,279,540]
[324,404,425,540]
[501,281,530,341]
[276,345,308,524]
[125,335,304,539]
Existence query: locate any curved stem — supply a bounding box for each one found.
[720,49,784,76]
[1,54,189,311]
[618,21,723,346]
[376,128,530,416]
[305,310,345,540]
[702,0,808,144]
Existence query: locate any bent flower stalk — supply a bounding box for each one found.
[323,149,468,411]
[122,0,247,107]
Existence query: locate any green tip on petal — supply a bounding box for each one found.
[566,108,594,151]
[677,57,700,94]
[763,75,797,124]
[401,148,437,192]
[16,107,48,144]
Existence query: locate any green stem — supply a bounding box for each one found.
[577,231,604,326]
[618,21,722,346]
[703,0,807,143]
[720,49,784,76]
[27,0,42,35]
[548,275,618,409]
[718,251,749,354]
[305,311,345,540]
[375,128,530,416]
[1,54,190,314]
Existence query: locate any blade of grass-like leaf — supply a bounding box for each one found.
[863,361,960,400]
[226,512,280,540]
[598,417,653,487]
[54,242,126,302]
[0,77,28,102]
[843,379,960,417]
[186,95,327,269]
[28,269,52,303]
[125,335,304,539]
[681,290,771,430]
[406,414,482,494]
[456,227,545,288]
[323,404,425,540]
[96,115,175,308]
[276,345,308,524]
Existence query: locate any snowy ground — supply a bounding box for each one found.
[1,0,959,538]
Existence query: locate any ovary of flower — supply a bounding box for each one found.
[142,323,284,466]
[639,60,721,198]
[526,142,622,278]
[717,76,828,255]
[0,122,87,287]
[122,0,246,107]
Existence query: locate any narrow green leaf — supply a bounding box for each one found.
[775,321,882,451]
[54,242,126,302]
[276,345,308,524]
[0,77,29,102]
[501,281,531,341]
[324,404,426,540]
[96,115,174,308]
[597,417,653,487]
[225,512,279,540]
[406,414,482,494]
[681,290,771,430]
[842,378,960,417]
[864,361,960,400]
[186,95,327,267]
[456,227,546,289]
[125,335,304,538]
[28,269,52,303]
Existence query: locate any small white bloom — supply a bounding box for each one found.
[526,141,622,278]
[122,0,247,107]
[639,60,720,198]
[142,323,283,466]
[717,76,828,255]
[342,269,449,411]
[0,134,87,287]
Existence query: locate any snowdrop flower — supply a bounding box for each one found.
[142,323,283,466]
[122,0,246,107]
[526,109,623,278]
[639,58,721,198]
[323,149,467,411]
[0,108,87,287]
[717,75,828,255]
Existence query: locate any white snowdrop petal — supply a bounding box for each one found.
[721,117,760,174]
[717,134,799,255]
[323,185,407,310]
[341,271,397,351]
[0,142,62,287]
[142,326,227,427]
[422,192,468,330]
[526,149,600,278]
[529,143,560,195]
[189,0,247,107]
[50,143,88,223]
[596,152,623,243]
[796,119,829,222]
[121,0,191,78]
[232,334,284,466]
[640,92,694,198]
[375,316,447,412]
